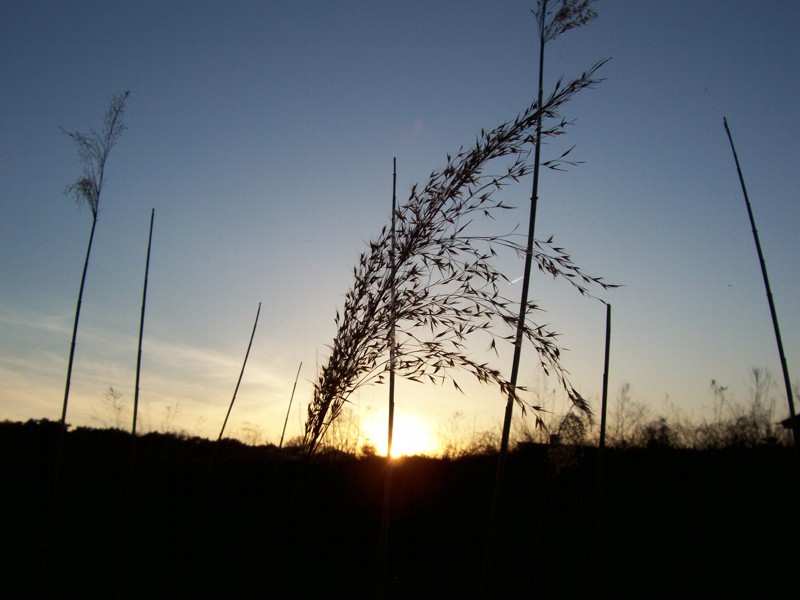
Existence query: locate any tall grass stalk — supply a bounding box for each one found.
[388,156,398,458]
[199,301,263,526]
[279,362,303,450]
[119,207,155,597]
[59,90,129,437]
[49,89,129,591]
[303,57,612,457]
[593,300,611,595]
[376,157,398,600]
[598,301,611,451]
[723,118,798,454]
[500,0,599,453]
[132,208,155,447]
[218,302,262,442]
[483,2,598,590]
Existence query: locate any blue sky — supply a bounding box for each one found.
[1,0,798,449]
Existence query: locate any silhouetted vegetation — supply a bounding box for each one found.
[3,416,797,599]
[305,60,613,456]
[59,90,130,432]
[724,118,799,450]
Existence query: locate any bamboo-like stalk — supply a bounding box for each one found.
[483,2,597,591]
[52,89,129,536]
[46,211,98,578]
[61,217,97,430]
[498,0,549,460]
[58,90,129,441]
[120,208,155,598]
[723,117,799,452]
[52,89,129,595]
[132,208,155,446]
[592,301,611,595]
[389,156,398,458]
[218,302,262,442]
[599,301,611,451]
[376,157,398,600]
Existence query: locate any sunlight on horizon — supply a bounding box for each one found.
[362,412,439,458]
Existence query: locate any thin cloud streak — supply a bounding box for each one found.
[0,305,302,440]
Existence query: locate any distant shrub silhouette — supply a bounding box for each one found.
[638,417,677,449]
[601,369,787,450]
[319,407,364,456]
[606,382,649,448]
[91,386,126,430]
[436,411,499,459]
[544,412,588,473]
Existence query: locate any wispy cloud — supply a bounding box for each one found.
[0,305,73,337]
[0,304,307,440]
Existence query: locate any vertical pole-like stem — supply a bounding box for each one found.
[279,362,303,450]
[500,0,548,457]
[60,215,98,434]
[377,157,398,600]
[723,118,799,451]
[123,208,154,597]
[389,156,398,459]
[598,302,611,451]
[483,3,547,593]
[49,213,98,585]
[218,302,262,442]
[56,213,98,508]
[593,301,611,597]
[132,208,155,444]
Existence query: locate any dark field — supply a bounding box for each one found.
[2,419,798,599]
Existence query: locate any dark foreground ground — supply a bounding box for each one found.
[2,419,799,599]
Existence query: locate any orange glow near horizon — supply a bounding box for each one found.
[363,412,439,458]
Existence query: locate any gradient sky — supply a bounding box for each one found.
[2,0,798,450]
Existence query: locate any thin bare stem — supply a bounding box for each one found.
[723,118,799,454]
[218,302,262,442]
[484,3,598,591]
[132,209,155,444]
[376,157,398,600]
[279,362,303,450]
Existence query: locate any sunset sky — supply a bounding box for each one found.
[1,0,798,453]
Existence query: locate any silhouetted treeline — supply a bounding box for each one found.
[2,419,798,599]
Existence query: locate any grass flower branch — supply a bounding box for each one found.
[303,61,611,454]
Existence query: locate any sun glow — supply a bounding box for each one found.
[364,412,438,458]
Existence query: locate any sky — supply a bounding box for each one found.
[1,0,799,454]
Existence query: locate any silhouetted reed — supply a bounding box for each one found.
[723,117,799,455]
[132,208,155,444]
[303,60,613,455]
[499,0,600,459]
[486,4,601,592]
[218,302,262,443]
[59,90,130,433]
[50,89,129,595]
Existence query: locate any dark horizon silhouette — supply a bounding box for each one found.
[3,418,798,599]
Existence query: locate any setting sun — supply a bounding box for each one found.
[363,412,438,458]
